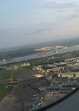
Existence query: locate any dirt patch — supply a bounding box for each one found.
[0,78,49,111]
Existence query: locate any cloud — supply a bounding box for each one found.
[46,0,68,3]
[46,0,74,4]
[1,0,79,48]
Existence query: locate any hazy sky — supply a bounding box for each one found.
[0,0,79,48]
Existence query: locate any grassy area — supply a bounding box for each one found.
[0,66,32,80]
[12,67,32,78]
[0,86,13,101]
[0,69,12,79]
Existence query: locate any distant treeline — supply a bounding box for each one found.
[0,37,79,60]
[0,47,37,60]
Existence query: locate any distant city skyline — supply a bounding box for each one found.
[0,0,79,48]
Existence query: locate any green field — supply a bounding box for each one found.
[0,86,13,101]
[0,66,32,80]
[0,69,11,79]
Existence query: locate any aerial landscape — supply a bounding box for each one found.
[1,0,79,111]
[0,39,79,111]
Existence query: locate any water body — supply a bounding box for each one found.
[0,45,79,65]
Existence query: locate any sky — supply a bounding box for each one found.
[0,0,79,48]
